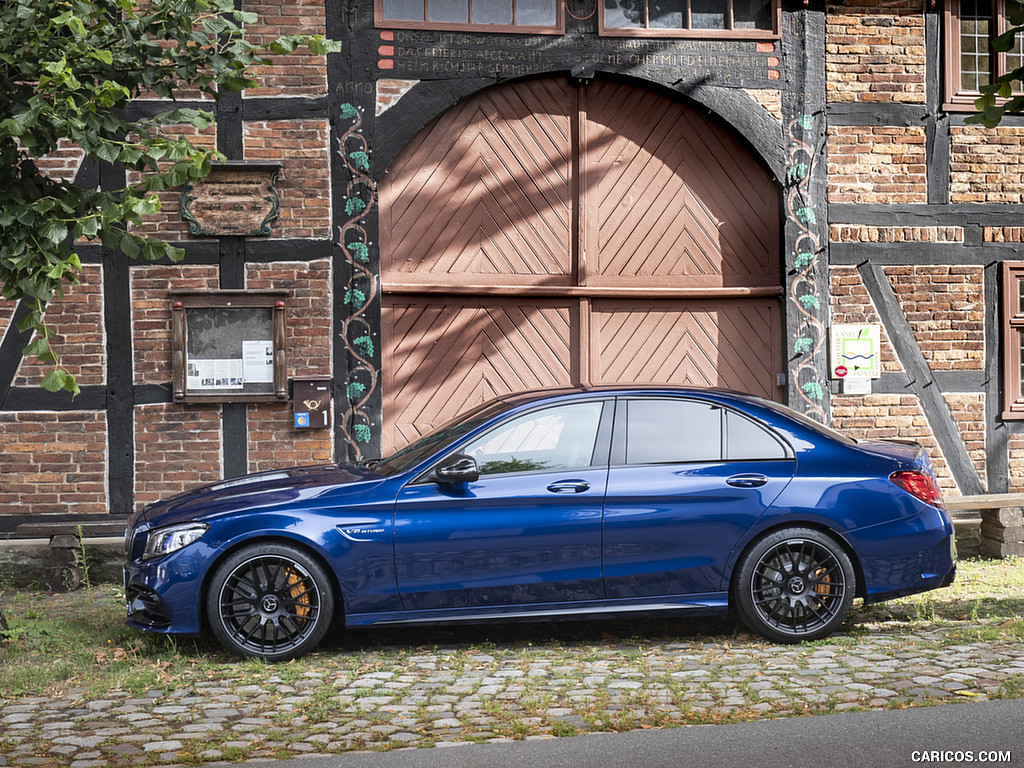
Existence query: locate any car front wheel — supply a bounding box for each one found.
[733,527,855,644]
[207,542,334,661]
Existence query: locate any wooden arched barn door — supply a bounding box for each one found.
[380,76,782,452]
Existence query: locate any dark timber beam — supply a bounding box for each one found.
[102,156,136,516]
[0,301,33,409]
[217,60,248,480]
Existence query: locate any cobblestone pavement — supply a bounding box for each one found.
[3,618,1024,768]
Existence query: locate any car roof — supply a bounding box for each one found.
[495,384,770,409]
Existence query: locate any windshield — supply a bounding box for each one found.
[373,399,513,477]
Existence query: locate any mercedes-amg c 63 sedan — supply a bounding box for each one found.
[125,386,956,660]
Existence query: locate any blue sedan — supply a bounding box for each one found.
[124,387,956,660]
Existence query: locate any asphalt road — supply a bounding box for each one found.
[254,700,1023,768]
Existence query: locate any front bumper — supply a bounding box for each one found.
[123,541,213,635]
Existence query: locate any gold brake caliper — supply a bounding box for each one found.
[287,569,311,619]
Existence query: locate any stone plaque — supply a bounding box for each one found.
[181,163,281,237]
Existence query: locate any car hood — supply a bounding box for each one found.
[134,463,386,530]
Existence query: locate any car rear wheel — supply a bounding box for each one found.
[207,542,334,661]
[734,527,855,644]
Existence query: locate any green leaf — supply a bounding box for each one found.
[39,220,68,245]
[40,368,67,393]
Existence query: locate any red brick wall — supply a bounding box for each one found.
[944,393,987,489]
[15,265,105,387]
[246,259,334,472]
[247,260,332,376]
[1010,434,1024,492]
[826,0,926,104]
[131,118,330,241]
[828,126,927,203]
[248,403,335,474]
[0,413,108,515]
[885,266,984,371]
[243,120,332,239]
[35,138,85,182]
[135,405,223,508]
[829,265,987,493]
[951,126,1024,203]
[243,0,329,97]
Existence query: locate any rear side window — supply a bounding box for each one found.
[625,399,722,464]
[725,410,789,460]
[624,398,790,465]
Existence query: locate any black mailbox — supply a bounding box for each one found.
[293,377,332,429]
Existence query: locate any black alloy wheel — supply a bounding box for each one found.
[733,527,855,644]
[207,542,334,661]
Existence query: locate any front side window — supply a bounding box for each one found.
[462,401,604,475]
[946,0,1024,108]
[600,0,777,37]
[378,0,562,32]
[1003,262,1024,418]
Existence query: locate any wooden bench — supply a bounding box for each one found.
[14,519,128,592]
[943,493,1024,559]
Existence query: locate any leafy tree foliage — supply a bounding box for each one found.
[0,0,339,394]
[968,7,1024,127]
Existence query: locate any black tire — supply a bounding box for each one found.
[206,542,334,661]
[733,527,855,644]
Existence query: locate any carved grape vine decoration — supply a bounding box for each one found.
[337,102,379,459]
[787,113,827,423]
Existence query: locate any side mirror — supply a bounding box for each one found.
[434,454,480,484]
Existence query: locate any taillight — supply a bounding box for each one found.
[889,470,944,508]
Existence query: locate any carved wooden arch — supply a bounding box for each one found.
[374,72,786,183]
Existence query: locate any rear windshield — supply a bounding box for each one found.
[748,395,857,447]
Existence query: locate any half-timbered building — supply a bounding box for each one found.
[2,0,1023,533]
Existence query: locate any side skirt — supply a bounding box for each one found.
[344,594,730,628]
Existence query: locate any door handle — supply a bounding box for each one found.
[547,480,592,494]
[726,474,769,489]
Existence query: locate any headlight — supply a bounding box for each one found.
[143,523,209,560]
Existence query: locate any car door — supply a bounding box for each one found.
[394,398,613,611]
[603,396,796,599]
